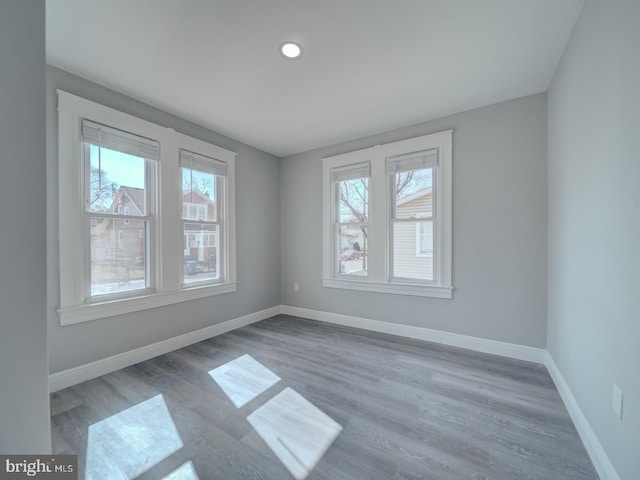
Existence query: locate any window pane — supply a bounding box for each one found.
[88,145,147,215]
[183,223,219,284]
[338,225,367,275]
[338,177,368,223]
[90,217,147,296]
[182,168,217,221]
[394,168,432,220]
[393,222,433,281]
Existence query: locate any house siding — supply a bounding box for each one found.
[394,193,433,280]
[182,190,217,265]
[91,192,146,262]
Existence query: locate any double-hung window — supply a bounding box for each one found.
[332,162,370,277]
[82,120,157,298]
[388,148,437,282]
[180,149,226,286]
[322,130,453,298]
[57,91,237,325]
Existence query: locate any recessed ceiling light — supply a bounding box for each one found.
[280,41,303,59]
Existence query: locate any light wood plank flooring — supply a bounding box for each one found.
[50,314,598,479]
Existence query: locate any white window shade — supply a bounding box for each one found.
[385,149,437,175]
[180,149,227,177]
[330,162,370,183]
[82,120,160,160]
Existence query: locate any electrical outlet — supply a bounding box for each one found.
[612,385,624,419]
[294,282,299,292]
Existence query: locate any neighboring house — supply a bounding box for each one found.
[182,189,217,265]
[90,186,146,263]
[91,186,218,268]
[394,187,433,280]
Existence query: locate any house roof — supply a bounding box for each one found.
[183,188,215,206]
[119,186,145,215]
[396,187,432,207]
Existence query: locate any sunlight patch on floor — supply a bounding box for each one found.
[247,387,343,480]
[85,394,183,480]
[208,354,281,408]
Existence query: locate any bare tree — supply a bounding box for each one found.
[338,177,376,271]
[338,171,419,225]
[339,178,368,223]
[89,166,118,212]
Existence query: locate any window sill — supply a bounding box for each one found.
[58,282,238,326]
[322,278,453,299]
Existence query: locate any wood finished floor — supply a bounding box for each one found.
[50,315,598,480]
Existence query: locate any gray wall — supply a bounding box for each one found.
[547,0,639,478]
[281,93,548,348]
[47,67,281,373]
[0,1,51,453]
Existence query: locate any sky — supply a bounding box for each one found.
[90,145,145,189]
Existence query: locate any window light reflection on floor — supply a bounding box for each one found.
[208,354,281,408]
[248,387,343,480]
[85,394,183,480]
[209,355,342,480]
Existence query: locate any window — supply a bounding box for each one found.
[180,149,225,285]
[57,90,237,325]
[322,130,452,298]
[389,150,435,282]
[82,119,156,298]
[332,163,369,277]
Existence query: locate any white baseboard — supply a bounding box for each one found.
[545,352,619,480]
[281,305,546,364]
[48,306,281,393]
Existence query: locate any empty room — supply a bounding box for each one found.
[0,0,638,479]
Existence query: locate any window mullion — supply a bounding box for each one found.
[367,156,386,282]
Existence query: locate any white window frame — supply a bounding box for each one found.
[57,90,237,325]
[322,130,453,299]
[332,162,370,279]
[179,146,227,287]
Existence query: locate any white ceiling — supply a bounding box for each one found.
[46,0,584,157]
